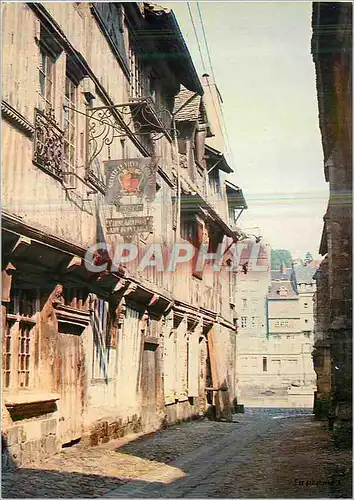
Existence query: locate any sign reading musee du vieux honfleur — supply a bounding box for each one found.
[104,157,157,238]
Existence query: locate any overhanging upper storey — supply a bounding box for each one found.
[124,2,204,96]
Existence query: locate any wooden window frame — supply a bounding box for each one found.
[92,298,111,381]
[38,44,56,113]
[129,42,148,99]
[4,287,39,391]
[63,74,78,188]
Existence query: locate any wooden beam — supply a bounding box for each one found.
[113,279,126,293]
[2,263,16,302]
[148,293,160,307]
[123,282,137,297]
[11,236,31,255]
[64,256,82,272]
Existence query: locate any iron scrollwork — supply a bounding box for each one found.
[33,108,64,180]
[87,97,170,169]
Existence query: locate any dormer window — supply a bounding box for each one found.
[278,286,288,297]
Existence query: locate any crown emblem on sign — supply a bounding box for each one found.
[119,170,142,194]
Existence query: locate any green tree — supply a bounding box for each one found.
[271,249,293,270]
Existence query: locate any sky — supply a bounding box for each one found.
[167,1,329,261]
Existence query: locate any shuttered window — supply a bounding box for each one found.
[92,299,110,380]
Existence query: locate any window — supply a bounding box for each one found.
[251,316,258,328]
[208,168,221,198]
[181,216,204,279]
[63,76,78,187]
[92,299,110,380]
[18,324,32,388]
[4,323,12,388]
[129,43,147,98]
[39,46,55,112]
[4,287,39,390]
[275,319,289,328]
[241,316,247,328]
[148,75,157,103]
[242,298,247,310]
[263,357,267,372]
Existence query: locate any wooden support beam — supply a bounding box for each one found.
[148,293,160,307]
[11,236,31,255]
[2,263,16,302]
[123,282,137,297]
[64,256,83,272]
[113,279,126,293]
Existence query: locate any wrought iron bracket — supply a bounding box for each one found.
[61,171,98,200]
[63,97,175,174]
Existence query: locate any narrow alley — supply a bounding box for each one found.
[2,412,352,498]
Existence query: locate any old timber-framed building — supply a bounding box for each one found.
[311,2,352,444]
[1,2,247,466]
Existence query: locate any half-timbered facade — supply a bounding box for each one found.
[2,2,247,466]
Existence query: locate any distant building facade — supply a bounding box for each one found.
[236,258,317,408]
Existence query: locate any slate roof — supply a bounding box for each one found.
[268,280,298,299]
[293,265,316,285]
[173,86,202,121]
[271,268,293,281]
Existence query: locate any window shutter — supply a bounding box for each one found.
[91,3,129,78]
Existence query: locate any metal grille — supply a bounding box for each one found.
[33,108,64,179]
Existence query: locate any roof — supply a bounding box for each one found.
[237,243,270,269]
[293,265,316,285]
[268,280,298,299]
[205,145,233,173]
[142,4,204,95]
[173,86,202,121]
[225,180,247,209]
[271,268,292,281]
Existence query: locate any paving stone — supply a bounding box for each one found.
[2,415,352,499]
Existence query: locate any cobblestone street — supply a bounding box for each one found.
[2,412,352,498]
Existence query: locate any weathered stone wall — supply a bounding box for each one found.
[312,2,352,444]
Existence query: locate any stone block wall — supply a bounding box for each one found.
[2,414,59,469]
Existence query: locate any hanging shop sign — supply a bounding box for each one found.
[106,216,153,236]
[104,157,157,206]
